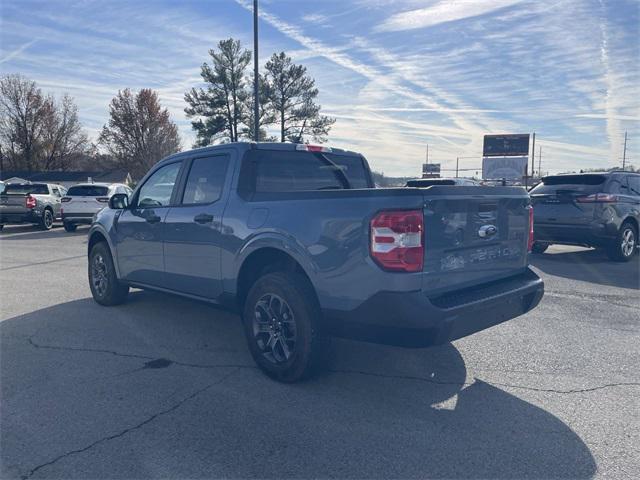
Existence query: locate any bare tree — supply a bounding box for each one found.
[185,38,251,145]
[0,74,51,171]
[0,74,89,171]
[99,88,181,179]
[41,95,89,170]
[264,52,335,143]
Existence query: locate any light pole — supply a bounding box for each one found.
[455,156,478,178]
[253,0,260,142]
[622,131,627,171]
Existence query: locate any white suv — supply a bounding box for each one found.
[61,183,132,232]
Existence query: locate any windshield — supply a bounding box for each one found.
[67,185,109,196]
[4,184,49,194]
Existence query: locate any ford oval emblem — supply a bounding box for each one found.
[478,224,498,238]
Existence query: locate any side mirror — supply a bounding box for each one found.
[109,193,129,210]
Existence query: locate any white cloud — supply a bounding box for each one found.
[377,0,523,32]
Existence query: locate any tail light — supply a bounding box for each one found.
[96,197,109,203]
[370,210,424,272]
[528,206,534,252]
[25,195,37,209]
[576,193,617,203]
[61,197,71,203]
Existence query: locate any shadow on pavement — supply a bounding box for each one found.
[531,246,639,289]
[0,224,88,241]
[0,291,597,479]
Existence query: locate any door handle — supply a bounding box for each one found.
[194,213,213,224]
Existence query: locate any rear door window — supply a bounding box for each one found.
[627,176,640,196]
[607,175,629,194]
[181,156,229,205]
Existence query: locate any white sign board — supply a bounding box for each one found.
[482,156,528,180]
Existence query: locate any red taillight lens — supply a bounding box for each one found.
[61,197,71,203]
[25,195,37,209]
[528,206,534,252]
[370,210,424,272]
[96,197,109,203]
[576,193,617,203]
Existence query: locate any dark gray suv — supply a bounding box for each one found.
[530,172,640,261]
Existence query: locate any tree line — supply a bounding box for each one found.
[0,38,334,178]
[185,38,334,144]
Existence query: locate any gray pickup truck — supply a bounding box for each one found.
[88,143,544,382]
[0,183,66,230]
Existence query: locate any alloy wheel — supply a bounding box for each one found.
[253,293,297,364]
[91,253,108,297]
[621,228,635,258]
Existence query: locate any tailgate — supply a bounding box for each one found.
[421,186,530,293]
[63,196,102,214]
[0,195,29,214]
[530,191,596,225]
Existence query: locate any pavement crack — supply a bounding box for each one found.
[329,368,472,387]
[0,254,86,271]
[28,337,154,361]
[27,337,256,370]
[330,369,640,395]
[489,380,640,394]
[20,368,240,480]
[545,290,639,309]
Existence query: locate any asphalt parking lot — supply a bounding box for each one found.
[1,224,639,479]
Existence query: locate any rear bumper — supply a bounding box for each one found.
[325,268,544,347]
[535,221,616,247]
[62,212,95,224]
[0,211,41,225]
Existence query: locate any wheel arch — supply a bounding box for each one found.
[88,227,121,279]
[621,216,638,234]
[236,246,317,311]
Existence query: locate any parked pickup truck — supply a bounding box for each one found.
[88,143,544,382]
[0,183,66,230]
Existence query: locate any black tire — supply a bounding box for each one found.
[40,209,54,230]
[88,242,129,306]
[607,221,638,262]
[64,222,77,232]
[531,242,549,254]
[242,272,328,382]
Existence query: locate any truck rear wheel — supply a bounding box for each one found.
[607,221,637,262]
[64,222,77,232]
[242,272,328,382]
[40,209,54,230]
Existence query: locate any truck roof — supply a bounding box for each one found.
[161,142,363,165]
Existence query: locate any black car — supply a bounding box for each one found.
[530,172,640,261]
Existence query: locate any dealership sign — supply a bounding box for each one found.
[483,134,530,157]
[422,163,441,174]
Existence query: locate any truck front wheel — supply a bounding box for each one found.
[242,272,327,382]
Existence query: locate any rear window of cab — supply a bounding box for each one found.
[67,185,110,197]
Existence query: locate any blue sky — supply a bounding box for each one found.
[1,0,639,176]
